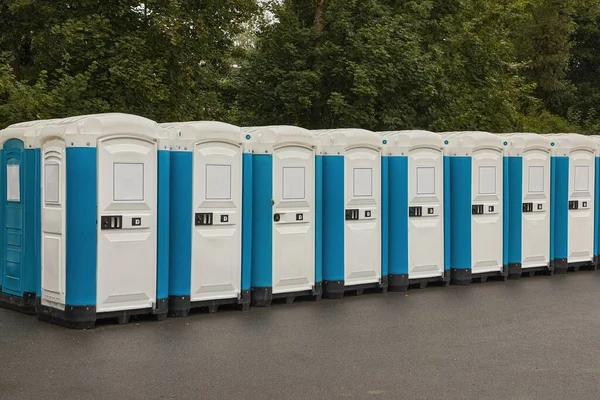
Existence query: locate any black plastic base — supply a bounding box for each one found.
[251,284,322,307]
[409,274,450,289]
[0,288,36,315]
[169,290,251,317]
[388,274,409,292]
[323,276,387,299]
[568,260,595,272]
[451,268,472,286]
[552,258,568,274]
[37,297,169,329]
[507,263,522,279]
[594,255,600,270]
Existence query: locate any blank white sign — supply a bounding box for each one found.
[206,164,232,200]
[417,167,435,195]
[7,164,20,202]
[114,163,144,201]
[282,167,305,200]
[574,166,589,192]
[528,166,544,193]
[479,166,496,195]
[45,164,60,203]
[353,168,373,197]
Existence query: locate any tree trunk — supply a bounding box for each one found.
[314,0,326,33]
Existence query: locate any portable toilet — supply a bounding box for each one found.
[313,129,386,298]
[499,133,553,278]
[36,113,170,328]
[242,126,320,306]
[160,122,249,316]
[0,119,58,314]
[440,131,508,284]
[379,130,448,291]
[546,133,597,273]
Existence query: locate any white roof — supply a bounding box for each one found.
[544,133,595,149]
[496,132,553,154]
[379,130,442,149]
[242,126,314,154]
[40,113,167,147]
[1,119,61,147]
[160,122,242,150]
[439,131,505,154]
[313,128,381,148]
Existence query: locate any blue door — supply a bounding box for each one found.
[2,139,25,296]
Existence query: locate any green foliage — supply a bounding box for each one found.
[1,0,600,134]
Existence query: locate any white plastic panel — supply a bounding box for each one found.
[568,150,595,263]
[97,137,157,313]
[41,140,67,310]
[522,150,551,269]
[574,166,589,192]
[528,166,544,193]
[44,164,60,203]
[191,141,242,302]
[478,166,496,195]
[472,149,503,274]
[206,165,232,200]
[353,168,373,197]
[272,145,315,294]
[113,163,144,201]
[6,165,20,202]
[282,167,305,200]
[345,147,381,285]
[416,167,436,195]
[408,148,444,279]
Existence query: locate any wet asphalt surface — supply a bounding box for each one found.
[1,272,600,400]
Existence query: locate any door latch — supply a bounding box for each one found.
[569,200,579,210]
[345,209,359,220]
[101,215,123,230]
[523,203,533,213]
[409,206,422,217]
[472,205,484,215]
[195,213,213,226]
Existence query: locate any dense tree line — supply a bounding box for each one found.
[1,0,599,133]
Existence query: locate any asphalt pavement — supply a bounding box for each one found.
[1,271,600,400]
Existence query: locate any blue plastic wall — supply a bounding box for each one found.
[251,154,273,289]
[156,150,170,300]
[381,157,388,279]
[449,157,472,270]
[387,156,408,277]
[315,156,323,284]
[65,148,97,306]
[551,156,569,262]
[168,151,193,297]
[507,157,523,266]
[320,155,345,282]
[595,157,600,261]
[241,154,253,291]
[443,157,451,272]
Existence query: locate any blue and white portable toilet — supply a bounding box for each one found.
[500,133,553,278]
[0,119,58,314]
[313,129,386,298]
[242,126,320,306]
[379,131,448,291]
[440,131,508,284]
[546,133,596,273]
[160,122,250,316]
[36,113,170,328]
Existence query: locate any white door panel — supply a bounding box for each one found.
[345,148,381,285]
[272,145,315,294]
[522,149,551,269]
[41,140,67,310]
[568,150,594,263]
[472,149,503,274]
[191,141,242,301]
[408,147,444,279]
[97,137,157,313]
